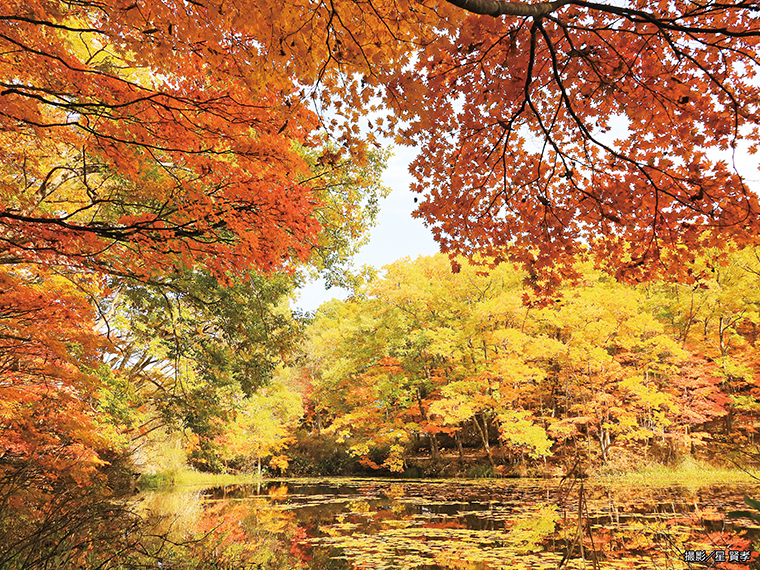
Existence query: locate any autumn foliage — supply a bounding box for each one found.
[0,265,136,566]
[1,0,759,565]
[298,253,760,474]
[402,2,760,286]
[0,0,329,282]
[2,0,759,284]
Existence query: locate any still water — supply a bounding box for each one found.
[140,478,760,569]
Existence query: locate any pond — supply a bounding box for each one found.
[139,477,760,569]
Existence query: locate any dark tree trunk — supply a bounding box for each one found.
[454,430,465,461]
[417,389,439,461]
[473,414,495,467]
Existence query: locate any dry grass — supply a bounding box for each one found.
[597,455,760,487]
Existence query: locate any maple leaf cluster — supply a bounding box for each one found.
[0,0,324,279]
[2,0,757,286]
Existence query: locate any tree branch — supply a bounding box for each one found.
[443,0,570,18]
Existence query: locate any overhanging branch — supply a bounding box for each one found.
[443,0,570,18]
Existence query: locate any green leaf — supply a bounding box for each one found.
[743,496,760,512]
[727,510,760,524]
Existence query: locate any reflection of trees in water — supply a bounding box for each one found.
[555,479,760,570]
[2,473,756,569]
[137,488,206,547]
[172,479,760,570]
[0,466,312,570]
[15,476,749,569]
[137,485,311,569]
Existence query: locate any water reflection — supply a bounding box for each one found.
[142,479,760,569]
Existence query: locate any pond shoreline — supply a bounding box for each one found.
[140,458,760,492]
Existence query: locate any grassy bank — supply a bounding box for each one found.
[597,457,760,487]
[138,469,262,489]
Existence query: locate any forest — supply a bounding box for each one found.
[290,252,759,478]
[1,0,760,567]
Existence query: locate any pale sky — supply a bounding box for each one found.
[294,146,440,313]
